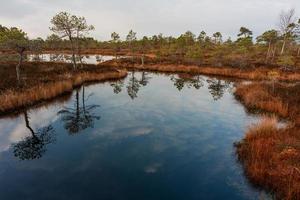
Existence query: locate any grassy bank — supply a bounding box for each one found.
[104,57,300,81]
[235,82,300,199]
[0,61,127,115]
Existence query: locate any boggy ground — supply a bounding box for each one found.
[1,55,300,199]
[0,61,127,115]
[235,82,300,200]
[103,57,300,81]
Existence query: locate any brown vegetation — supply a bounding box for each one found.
[0,61,127,115]
[235,82,300,199]
[104,57,300,81]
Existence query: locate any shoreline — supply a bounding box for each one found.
[234,82,300,199]
[102,59,300,81]
[0,59,299,198]
[1,57,299,115]
[0,67,127,116]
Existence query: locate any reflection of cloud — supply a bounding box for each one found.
[9,123,30,144]
[92,125,153,139]
[144,163,162,174]
[0,118,27,152]
[28,106,61,130]
[0,106,61,153]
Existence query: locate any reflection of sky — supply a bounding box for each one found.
[27,54,122,64]
[0,102,68,152]
[0,72,267,200]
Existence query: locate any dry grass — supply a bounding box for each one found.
[235,83,289,118]
[236,116,300,200]
[235,82,300,199]
[105,59,300,81]
[0,70,127,114]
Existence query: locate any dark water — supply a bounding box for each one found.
[0,72,270,200]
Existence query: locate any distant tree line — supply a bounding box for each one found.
[0,9,300,77]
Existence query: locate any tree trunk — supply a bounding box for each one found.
[76,90,80,120]
[16,52,23,84]
[129,43,134,63]
[24,111,35,136]
[271,47,277,62]
[77,44,83,69]
[78,54,83,69]
[69,36,77,70]
[82,86,85,112]
[114,44,118,61]
[297,46,300,57]
[280,37,286,55]
[76,32,83,69]
[141,54,144,67]
[266,42,271,60]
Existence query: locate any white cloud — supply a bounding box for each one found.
[0,0,299,40]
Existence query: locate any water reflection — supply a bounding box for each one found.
[110,80,124,94]
[109,72,234,102]
[207,78,232,101]
[49,54,64,62]
[127,71,141,99]
[58,87,100,134]
[170,74,205,91]
[27,54,121,65]
[0,71,268,200]
[9,74,234,162]
[12,111,55,160]
[111,71,151,98]
[139,71,151,86]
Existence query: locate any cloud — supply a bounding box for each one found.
[0,0,37,18]
[0,106,61,153]
[0,0,299,40]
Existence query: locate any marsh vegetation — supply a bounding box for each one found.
[0,9,299,200]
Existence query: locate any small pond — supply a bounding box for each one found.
[0,71,271,200]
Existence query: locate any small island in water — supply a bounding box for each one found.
[0,1,299,200]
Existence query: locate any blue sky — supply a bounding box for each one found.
[0,0,299,40]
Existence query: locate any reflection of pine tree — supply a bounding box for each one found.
[127,71,140,100]
[81,86,100,129]
[50,54,64,62]
[58,87,100,135]
[110,80,124,94]
[207,78,230,101]
[171,75,204,91]
[139,72,151,86]
[12,111,55,160]
[171,76,185,91]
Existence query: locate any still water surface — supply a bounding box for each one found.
[27,54,122,64]
[0,72,270,200]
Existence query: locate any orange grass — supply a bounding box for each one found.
[132,64,300,81]
[0,70,127,114]
[104,59,300,81]
[236,116,300,200]
[235,83,289,118]
[235,82,300,199]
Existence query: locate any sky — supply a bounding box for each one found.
[0,0,300,40]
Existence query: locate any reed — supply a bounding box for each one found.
[236,116,300,200]
[0,70,127,114]
[235,83,289,118]
[235,82,300,200]
[110,61,300,81]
